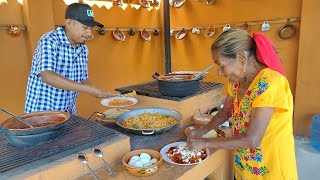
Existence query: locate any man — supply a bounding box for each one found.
[25,3,110,115]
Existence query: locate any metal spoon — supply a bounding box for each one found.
[193,64,215,80]
[198,109,205,121]
[76,153,99,180]
[0,108,34,128]
[92,148,116,177]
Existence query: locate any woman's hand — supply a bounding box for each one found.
[187,127,210,151]
[188,127,209,139]
[187,136,208,151]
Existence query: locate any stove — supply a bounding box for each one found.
[0,116,120,179]
[116,80,223,101]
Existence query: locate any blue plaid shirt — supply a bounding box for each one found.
[25,26,88,115]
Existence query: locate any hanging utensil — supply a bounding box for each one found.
[240,22,249,31]
[204,26,216,38]
[206,0,216,5]
[139,0,151,8]
[173,0,186,8]
[98,27,106,35]
[128,28,135,36]
[77,153,99,180]
[8,25,21,37]
[175,28,187,40]
[92,148,116,177]
[193,64,215,80]
[112,28,125,42]
[0,108,34,128]
[278,20,296,40]
[140,29,151,42]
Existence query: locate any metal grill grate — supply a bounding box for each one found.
[115,80,223,101]
[0,116,120,179]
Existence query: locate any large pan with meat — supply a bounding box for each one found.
[0,110,71,148]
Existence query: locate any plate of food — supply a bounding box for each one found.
[102,108,131,119]
[160,141,210,165]
[101,96,138,107]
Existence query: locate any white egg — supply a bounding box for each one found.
[140,153,151,160]
[130,155,140,161]
[140,157,151,164]
[128,159,137,167]
[133,161,144,168]
[150,158,158,164]
[143,162,152,167]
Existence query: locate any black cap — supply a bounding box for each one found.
[65,3,104,28]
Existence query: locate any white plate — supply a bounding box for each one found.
[160,141,210,166]
[100,96,138,107]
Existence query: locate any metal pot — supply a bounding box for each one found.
[152,72,206,97]
[0,111,71,148]
[116,108,182,135]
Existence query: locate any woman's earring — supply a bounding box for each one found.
[218,67,224,76]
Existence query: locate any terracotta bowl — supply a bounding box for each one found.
[122,149,163,177]
[192,114,213,126]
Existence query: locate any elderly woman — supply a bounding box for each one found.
[187,29,297,179]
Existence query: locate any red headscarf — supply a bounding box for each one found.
[253,33,286,76]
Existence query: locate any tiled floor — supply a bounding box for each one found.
[295,136,320,180]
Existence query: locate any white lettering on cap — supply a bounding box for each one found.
[87,10,94,17]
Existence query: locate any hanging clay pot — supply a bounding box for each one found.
[141,29,151,42]
[152,0,160,5]
[204,26,216,38]
[139,0,151,8]
[175,28,187,40]
[113,28,125,42]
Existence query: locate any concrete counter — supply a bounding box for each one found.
[77,122,233,180]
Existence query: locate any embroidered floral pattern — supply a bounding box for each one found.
[229,76,270,176]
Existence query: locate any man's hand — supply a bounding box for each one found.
[86,86,112,98]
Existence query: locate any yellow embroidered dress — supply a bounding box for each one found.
[228,68,298,180]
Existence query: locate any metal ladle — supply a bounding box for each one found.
[0,108,34,128]
[193,64,215,80]
[92,148,116,177]
[76,153,99,180]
